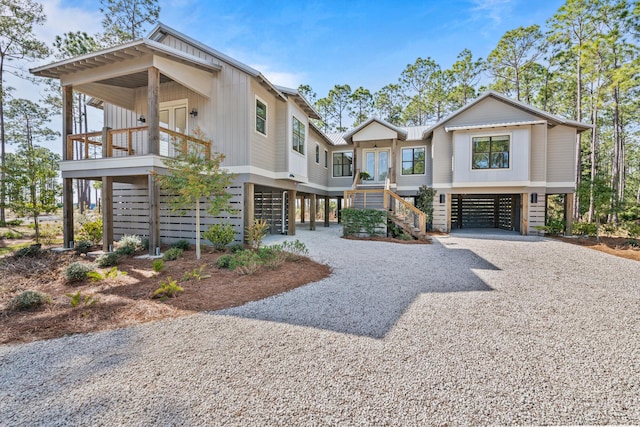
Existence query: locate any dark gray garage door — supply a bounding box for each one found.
[451,194,520,231]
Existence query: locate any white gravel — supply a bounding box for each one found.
[1,225,639,426]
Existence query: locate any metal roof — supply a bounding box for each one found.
[275,85,321,120]
[444,120,547,132]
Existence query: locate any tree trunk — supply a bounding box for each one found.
[573,52,583,222]
[611,83,621,223]
[0,55,6,225]
[195,199,201,260]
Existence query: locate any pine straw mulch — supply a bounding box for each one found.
[0,248,331,345]
[342,235,432,244]
[557,235,640,262]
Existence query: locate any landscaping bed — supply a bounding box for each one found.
[0,245,331,345]
[558,235,640,262]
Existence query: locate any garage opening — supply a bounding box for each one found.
[451,194,520,231]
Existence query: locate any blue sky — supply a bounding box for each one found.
[13,0,568,151]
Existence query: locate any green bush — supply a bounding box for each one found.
[171,239,191,251]
[96,252,120,267]
[203,222,236,250]
[66,290,98,307]
[153,277,184,298]
[65,262,94,283]
[142,238,149,251]
[216,254,234,269]
[573,222,597,237]
[78,219,103,245]
[231,250,261,275]
[115,234,141,256]
[281,240,309,260]
[14,244,42,258]
[245,218,269,249]
[228,243,245,253]
[258,245,287,269]
[10,291,50,311]
[6,219,23,226]
[341,208,386,237]
[1,230,22,239]
[152,258,165,272]
[75,240,93,255]
[622,221,640,238]
[162,247,183,261]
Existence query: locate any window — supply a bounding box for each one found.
[256,98,267,135]
[324,149,328,168]
[292,116,305,154]
[333,152,353,177]
[472,135,510,169]
[402,147,426,175]
[315,144,320,163]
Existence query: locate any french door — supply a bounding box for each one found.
[362,149,390,183]
[159,100,188,156]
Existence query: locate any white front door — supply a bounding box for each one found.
[159,100,188,156]
[363,149,390,183]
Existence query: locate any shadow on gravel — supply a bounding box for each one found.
[216,236,498,339]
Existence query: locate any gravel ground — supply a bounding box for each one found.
[1,225,639,426]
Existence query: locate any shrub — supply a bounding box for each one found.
[232,250,261,275]
[96,252,120,267]
[162,247,183,261]
[203,222,236,250]
[182,265,210,282]
[216,254,234,269]
[39,223,61,245]
[258,245,287,269]
[75,240,93,255]
[152,259,165,273]
[142,238,149,251]
[116,234,141,256]
[1,230,22,239]
[602,222,618,237]
[573,222,597,237]
[6,219,23,226]
[171,239,191,251]
[87,267,127,282]
[245,218,269,249]
[281,240,309,260]
[622,221,640,239]
[341,208,386,237]
[153,277,184,298]
[78,219,103,245]
[228,243,245,253]
[66,290,98,307]
[10,291,50,311]
[13,244,42,258]
[65,262,94,283]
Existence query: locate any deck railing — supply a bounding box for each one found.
[65,126,211,160]
[343,188,427,236]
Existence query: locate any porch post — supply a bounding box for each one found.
[337,197,342,223]
[147,67,160,155]
[62,85,74,248]
[244,183,255,244]
[102,176,113,252]
[352,142,358,180]
[521,192,529,236]
[287,189,296,235]
[309,194,316,230]
[391,137,397,184]
[324,197,330,227]
[300,195,305,223]
[564,193,574,235]
[148,175,160,255]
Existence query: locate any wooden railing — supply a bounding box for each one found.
[66,126,211,160]
[343,188,427,237]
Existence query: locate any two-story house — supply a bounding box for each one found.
[31,23,590,254]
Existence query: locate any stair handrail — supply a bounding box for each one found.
[384,189,427,235]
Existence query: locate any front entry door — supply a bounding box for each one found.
[362,149,390,183]
[159,100,188,156]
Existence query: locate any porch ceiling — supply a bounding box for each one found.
[96,72,174,88]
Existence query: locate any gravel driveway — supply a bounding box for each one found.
[1,226,639,425]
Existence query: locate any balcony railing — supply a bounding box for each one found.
[65,126,211,160]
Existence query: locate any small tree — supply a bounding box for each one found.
[416,185,436,228]
[154,128,234,259]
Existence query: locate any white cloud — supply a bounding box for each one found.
[250,64,305,90]
[37,0,103,45]
[469,0,513,24]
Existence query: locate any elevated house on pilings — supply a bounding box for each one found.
[31,23,591,254]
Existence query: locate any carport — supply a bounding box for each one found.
[451,194,521,232]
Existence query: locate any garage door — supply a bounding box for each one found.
[451,194,520,231]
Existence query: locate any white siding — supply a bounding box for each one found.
[530,123,546,183]
[547,125,577,185]
[447,97,539,126]
[250,81,278,171]
[432,127,452,185]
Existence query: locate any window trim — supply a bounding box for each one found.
[400,145,427,176]
[315,143,320,164]
[332,150,354,178]
[255,96,268,137]
[324,149,328,169]
[470,133,511,171]
[292,115,305,156]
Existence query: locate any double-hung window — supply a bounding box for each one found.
[472,135,509,169]
[292,116,305,154]
[402,147,426,175]
[256,99,267,135]
[332,152,353,177]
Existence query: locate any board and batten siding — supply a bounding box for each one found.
[432,128,452,185]
[446,97,538,127]
[112,181,245,244]
[249,81,278,172]
[159,34,223,67]
[274,101,288,173]
[307,130,330,188]
[287,102,309,180]
[546,125,577,185]
[530,123,547,183]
